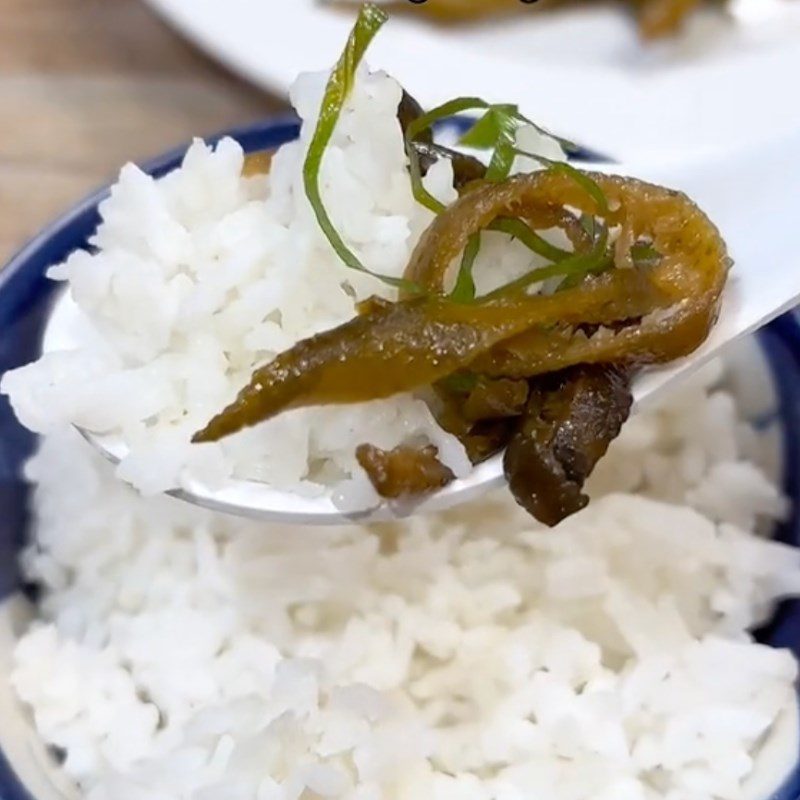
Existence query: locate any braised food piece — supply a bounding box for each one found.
[356,444,455,498]
[192,268,663,443]
[462,376,529,422]
[242,150,274,177]
[397,90,433,144]
[504,364,632,526]
[194,170,728,444]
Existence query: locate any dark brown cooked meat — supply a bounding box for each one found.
[503,364,633,526]
[397,90,433,144]
[462,377,529,422]
[398,89,488,192]
[409,141,488,192]
[356,444,456,498]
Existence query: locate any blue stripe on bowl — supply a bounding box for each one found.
[0,117,796,799]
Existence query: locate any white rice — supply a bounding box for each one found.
[0,64,561,501]
[11,362,800,800]
[5,58,800,800]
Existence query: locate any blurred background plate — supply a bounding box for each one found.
[144,0,800,162]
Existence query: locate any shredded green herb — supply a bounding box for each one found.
[302,4,615,305]
[472,155,612,299]
[491,218,569,262]
[631,242,663,268]
[580,214,598,242]
[461,104,577,156]
[450,106,521,302]
[405,96,491,214]
[451,234,481,303]
[404,100,582,301]
[303,4,420,293]
[438,372,479,394]
[483,232,613,301]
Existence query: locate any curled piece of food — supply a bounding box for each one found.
[356,444,455,498]
[405,172,728,345]
[504,365,632,526]
[194,166,728,526]
[195,170,727,436]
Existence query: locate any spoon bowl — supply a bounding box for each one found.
[39,127,800,524]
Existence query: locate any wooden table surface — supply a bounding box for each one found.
[0,0,288,263]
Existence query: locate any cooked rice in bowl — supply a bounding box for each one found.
[8,359,800,800]
[1,12,800,798]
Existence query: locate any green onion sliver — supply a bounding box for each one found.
[303,4,419,293]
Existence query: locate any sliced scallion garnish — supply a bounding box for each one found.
[303,4,420,293]
[302,4,611,305]
[491,218,570,262]
[631,242,663,268]
[405,96,491,214]
[404,98,578,300]
[482,231,613,301]
[451,234,481,303]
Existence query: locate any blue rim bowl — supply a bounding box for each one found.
[0,116,799,799]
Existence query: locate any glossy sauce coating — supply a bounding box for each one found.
[504,364,632,526]
[356,444,455,498]
[194,166,728,524]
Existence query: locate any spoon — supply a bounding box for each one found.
[43,131,800,524]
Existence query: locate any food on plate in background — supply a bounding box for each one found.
[331,0,716,38]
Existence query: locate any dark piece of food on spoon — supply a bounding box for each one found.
[504,364,632,526]
[397,90,433,144]
[356,444,455,498]
[398,91,488,192]
[461,376,529,422]
[430,375,528,464]
[194,171,728,524]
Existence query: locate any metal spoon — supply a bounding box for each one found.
[43,131,800,523]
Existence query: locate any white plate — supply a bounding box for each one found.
[144,0,800,161]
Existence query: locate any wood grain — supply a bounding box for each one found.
[0,0,288,261]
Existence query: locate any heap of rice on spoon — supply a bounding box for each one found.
[2,5,728,526]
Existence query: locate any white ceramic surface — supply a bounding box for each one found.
[144,0,800,162]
